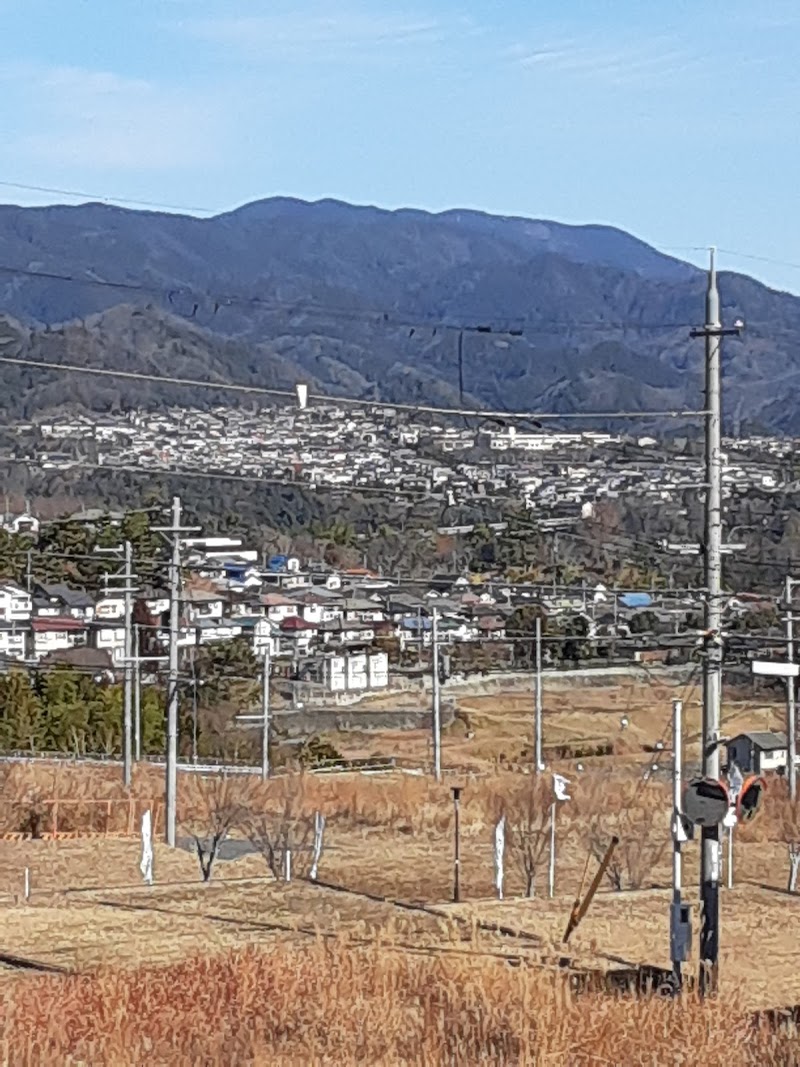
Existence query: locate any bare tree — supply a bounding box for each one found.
[775,784,800,892]
[588,803,669,891]
[179,775,253,883]
[244,777,316,881]
[499,778,552,898]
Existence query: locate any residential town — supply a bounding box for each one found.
[7,404,797,522]
[0,514,779,703]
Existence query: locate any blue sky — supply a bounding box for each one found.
[2,0,800,292]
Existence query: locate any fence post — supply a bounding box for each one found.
[52,800,58,837]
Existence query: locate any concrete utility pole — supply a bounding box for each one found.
[787,576,797,801]
[431,609,442,781]
[166,499,182,846]
[133,623,141,762]
[534,615,543,773]
[122,540,134,788]
[670,698,686,990]
[699,248,723,998]
[96,541,138,787]
[153,496,198,847]
[261,646,271,782]
[690,248,743,997]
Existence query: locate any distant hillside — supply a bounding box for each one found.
[1,196,800,431]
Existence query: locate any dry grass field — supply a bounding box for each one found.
[0,678,794,1062]
[331,677,785,772]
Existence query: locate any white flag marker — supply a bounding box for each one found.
[310,811,325,881]
[494,816,506,900]
[140,809,154,886]
[553,773,571,802]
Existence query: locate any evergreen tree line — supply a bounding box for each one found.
[0,669,165,755]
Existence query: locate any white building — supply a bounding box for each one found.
[0,584,32,623]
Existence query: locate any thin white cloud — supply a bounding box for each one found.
[2,63,228,171]
[514,36,698,86]
[184,10,446,57]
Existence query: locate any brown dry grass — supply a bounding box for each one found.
[0,685,795,1064]
[326,679,786,775]
[0,940,793,1065]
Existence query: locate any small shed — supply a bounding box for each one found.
[726,731,788,775]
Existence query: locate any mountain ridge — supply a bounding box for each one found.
[0,195,799,432]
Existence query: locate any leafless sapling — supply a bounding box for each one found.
[502,778,552,898]
[245,778,315,881]
[179,775,252,883]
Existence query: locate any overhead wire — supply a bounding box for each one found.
[0,259,709,336]
[0,353,708,422]
[6,178,797,283]
[0,179,217,215]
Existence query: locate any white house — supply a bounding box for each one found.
[253,618,280,658]
[726,732,791,775]
[32,583,95,621]
[0,624,27,660]
[95,593,126,621]
[192,619,243,645]
[292,592,343,625]
[260,594,299,624]
[5,513,39,536]
[31,617,88,659]
[0,583,32,623]
[91,623,126,664]
[183,590,225,625]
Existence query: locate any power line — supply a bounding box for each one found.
[0,180,216,216]
[0,353,708,422]
[0,260,705,336]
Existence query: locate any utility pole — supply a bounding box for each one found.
[786,576,797,800]
[690,248,743,997]
[191,643,199,764]
[534,615,543,773]
[153,496,198,847]
[96,541,138,787]
[232,643,272,778]
[431,609,442,781]
[261,645,271,781]
[133,623,141,762]
[670,698,686,991]
[166,499,182,847]
[122,540,134,788]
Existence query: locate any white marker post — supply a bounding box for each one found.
[140,809,154,886]
[310,812,325,881]
[549,774,571,898]
[494,816,505,900]
[725,763,743,890]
